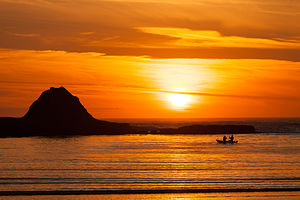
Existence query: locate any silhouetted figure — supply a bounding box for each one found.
[223,135,227,142]
[229,135,234,142]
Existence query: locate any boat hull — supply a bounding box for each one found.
[216,139,238,144]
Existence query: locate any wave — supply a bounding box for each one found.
[1,188,300,196]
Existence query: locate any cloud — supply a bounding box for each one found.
[96,47,300,62]
[79,32,95,36]
[10,32,40,37]
[137,27,300,49]
[152,89,300,101]
[1,0,300,61]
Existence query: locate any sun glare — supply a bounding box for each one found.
[167,93,192,109]
[142,59,215,112]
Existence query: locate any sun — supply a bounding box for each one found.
[167,93,192,109]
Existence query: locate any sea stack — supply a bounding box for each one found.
[0,87,132,137]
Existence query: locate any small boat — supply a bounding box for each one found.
[216,139,238,144]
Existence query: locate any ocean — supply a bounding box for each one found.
[0,119,300,199]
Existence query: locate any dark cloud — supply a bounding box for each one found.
[0,0,299,61]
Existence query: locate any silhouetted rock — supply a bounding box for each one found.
[0,87,132,137]
[23,87,94,122]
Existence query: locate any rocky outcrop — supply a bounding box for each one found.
[0,87,132,137]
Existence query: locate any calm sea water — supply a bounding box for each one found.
[0,133,299,199]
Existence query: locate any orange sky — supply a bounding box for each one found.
[0,0,300,118]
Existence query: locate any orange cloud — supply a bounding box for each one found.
[79,32,95,36]
[137,27,300,49]
[1,0,300,60]
[10,32,40,37]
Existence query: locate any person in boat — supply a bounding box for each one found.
[223,135,227,142]
[229,135,234,142]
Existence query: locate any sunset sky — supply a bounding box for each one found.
[0,0,300,118]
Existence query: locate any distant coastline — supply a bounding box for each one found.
[124,117,300,134]
[134,124,255,135]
